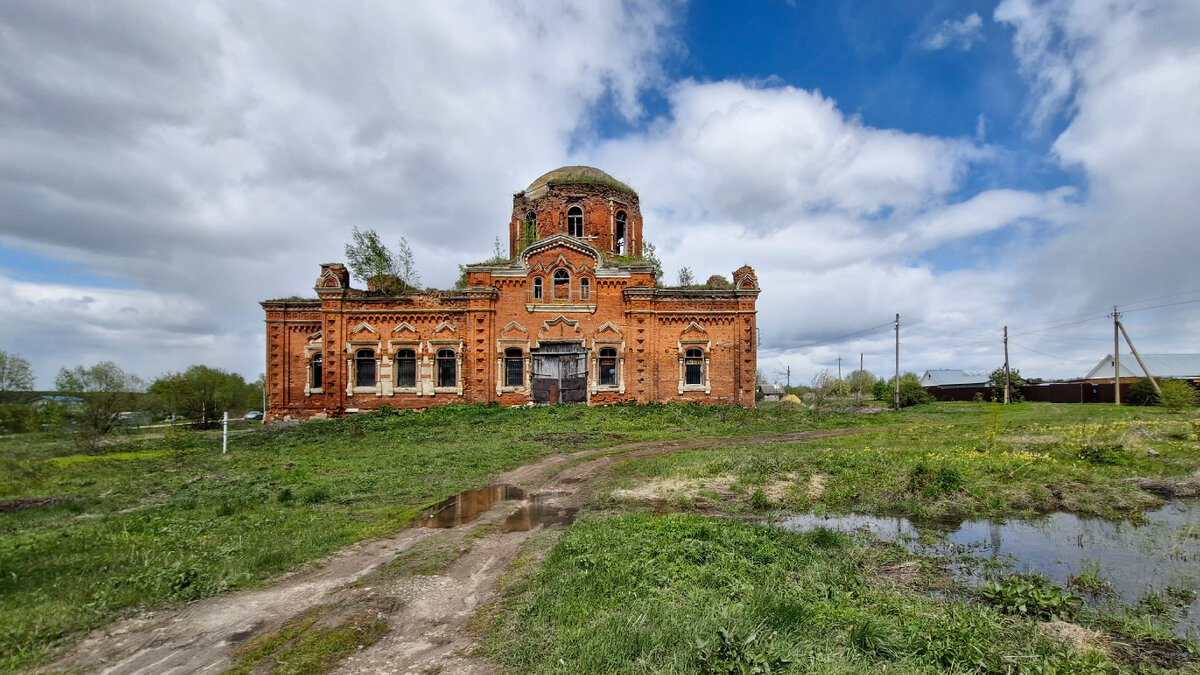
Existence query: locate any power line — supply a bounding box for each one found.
[792,321,894,351]
[1120,297,1200,315]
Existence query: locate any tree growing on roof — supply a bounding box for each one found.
[344,227,421,292]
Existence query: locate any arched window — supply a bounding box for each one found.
[553,269,570,300]
[395,348,417,388]
[615,211,627,255]
[567,206,583,237]
[599,347,618,386]
[685,347,704,386]
[579,277,590,301]
[523,210,537,243]
[532,277,543,300]
[355,348,376,388]
[310,353,323,390]
[436,348,457,388]
[504,347,524,387]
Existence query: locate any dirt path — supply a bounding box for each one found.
[45,426,888,675]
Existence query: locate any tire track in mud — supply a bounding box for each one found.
[45,425,892,675]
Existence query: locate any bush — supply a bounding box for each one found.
[1159,379,1198,411]
[1127,378,1159,406]
[873,374,932,407]
[1126,378,1198,410]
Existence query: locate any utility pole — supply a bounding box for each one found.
[836,356,842,381]
[894,313,901,411]
[1003,325,1011,405]
[1117,320,1162,397]
[858,353,864,405]
[1110,306,1121,405]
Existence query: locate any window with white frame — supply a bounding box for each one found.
[310,353,323,390]
[394,349,417,388]
[504,347,524,387]
[436,348,457,388]
[599,347,618,386]
[355,348,376,387]
[684,347,704,386]
[580,277,590,300]
[567,206,583,237]
[532,277,543,300]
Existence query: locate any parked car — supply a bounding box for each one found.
[244,410,264,420]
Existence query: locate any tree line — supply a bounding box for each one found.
[0,350,263,447]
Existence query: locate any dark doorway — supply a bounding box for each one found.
[531,343,588,403]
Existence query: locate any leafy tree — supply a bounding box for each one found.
[988,367,1026,403]
[874,373,932,407]
[677,267,695,287]
[55,361,142,450]
[847,369,877,403]
[149,366,259,426]
[641,241,663,281]
[344,227,421,291]
[0,350,35,392]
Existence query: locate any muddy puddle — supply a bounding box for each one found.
[776,500,1200,635]
[418,484,578,533]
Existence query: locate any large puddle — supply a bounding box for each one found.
[776,500,1200,635]
[418,484,578,533]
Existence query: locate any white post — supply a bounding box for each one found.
[222,412,229,454]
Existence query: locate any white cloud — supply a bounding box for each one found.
[2,0,1197,392]
[0,0,679,385]
[922,13,985,51]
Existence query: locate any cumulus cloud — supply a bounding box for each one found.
[922,13,985,51]
[0,0,679,385]
[1,0,1196,391]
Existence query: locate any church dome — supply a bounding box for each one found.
[524,166,636,200]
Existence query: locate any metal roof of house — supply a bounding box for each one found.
[919,369,989,387]
[758,384,784,394]
[1083,354,1200,380]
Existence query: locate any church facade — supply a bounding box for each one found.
[261,167,759,422]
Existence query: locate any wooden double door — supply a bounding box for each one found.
[531,343,588,404]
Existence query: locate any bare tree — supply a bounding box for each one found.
[808,369,840,411]
[677,266,694,287]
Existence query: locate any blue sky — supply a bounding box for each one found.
[1,0,1198,388]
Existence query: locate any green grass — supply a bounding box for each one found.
[2,400,1197,671]
[0,402,865,671]
[481,513,1123,673]
[603,402,1200,520]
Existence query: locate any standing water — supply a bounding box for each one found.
[776,500,1200,635]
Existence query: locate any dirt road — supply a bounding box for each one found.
[45,427,885,675]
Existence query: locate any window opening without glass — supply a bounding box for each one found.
[685,347,704,386]
[395,348,417,388]
[355,348,376,388]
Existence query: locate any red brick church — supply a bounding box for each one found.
[262,167,759,421]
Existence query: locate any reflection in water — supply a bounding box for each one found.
[418,484,578,533]
[776,500,1200,635]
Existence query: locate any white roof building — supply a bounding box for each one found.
[919,369,989,388]
[1082,354,1200,382]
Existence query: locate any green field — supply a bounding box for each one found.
[2,402,1198,672]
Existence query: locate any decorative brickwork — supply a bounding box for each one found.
[262,167,758,422]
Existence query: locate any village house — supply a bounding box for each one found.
[261,167,759,422]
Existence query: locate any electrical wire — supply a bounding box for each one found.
[792,321,894,351]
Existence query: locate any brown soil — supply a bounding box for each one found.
[1125,473,1200,498]
[43,426,888,674]
[0,496,67,513]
